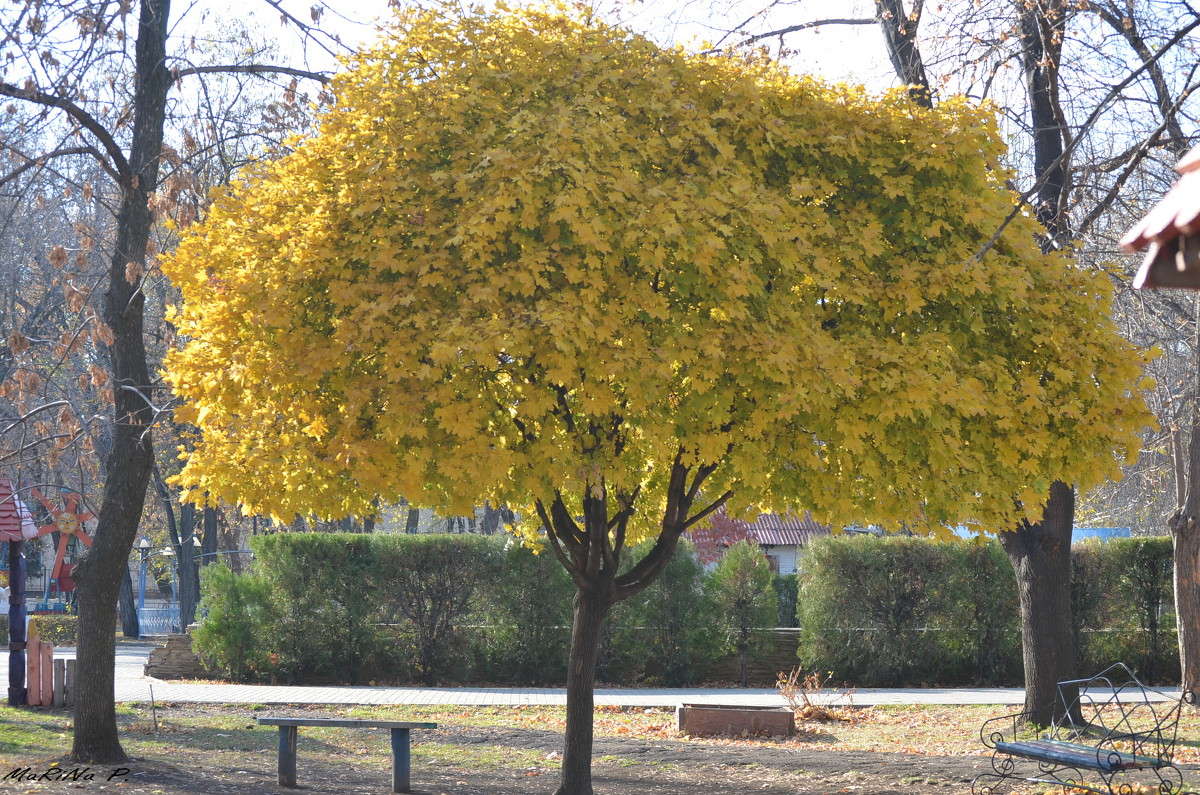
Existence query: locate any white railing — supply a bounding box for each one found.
[137,606,181,636]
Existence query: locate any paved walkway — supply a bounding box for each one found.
[51,644,1174,709]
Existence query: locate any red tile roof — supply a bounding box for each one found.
[0,478,37,542]
[733,511,831,547]
[1122,147,1200,288]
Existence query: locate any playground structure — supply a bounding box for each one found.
[25,488,93,612]
[0,487,93,614]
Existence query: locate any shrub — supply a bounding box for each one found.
[192,562,275,681]
[251,533,383,684]
[1075,537,1177,683]
[938,540,1020,685]
[375,533,500,684]
[484,541,573,684]
[707,539,777,687]
[774,574,799,628]
[29,614,77,646]
[799,534,972,686]
[616,540,715,686]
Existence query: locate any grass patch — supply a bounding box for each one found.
[4,701,1200,785]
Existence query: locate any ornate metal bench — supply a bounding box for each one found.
[973,663,1195,795]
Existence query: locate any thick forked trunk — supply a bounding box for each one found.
[555,584,614,795]
[70,0,171,764]
[999,480,1077,725]
[540,455,730,795]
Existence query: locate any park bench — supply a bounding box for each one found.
[257,717,437,793]
[972,662,1195,795]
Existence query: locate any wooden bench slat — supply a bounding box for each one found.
[1035,739,1167,771]
[257,718,437,729]
[995,739,1157,773]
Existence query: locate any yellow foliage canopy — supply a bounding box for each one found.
[164,4,1150,541]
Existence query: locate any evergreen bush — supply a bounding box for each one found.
[484,541,573,684]
[375,533,500,684]
[617,539,714,685]
[192,562,274,681]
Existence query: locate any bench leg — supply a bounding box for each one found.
[278,725,298,787]
[391,728,410,793]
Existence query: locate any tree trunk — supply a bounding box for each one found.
[7,539,26,705]
[117,566,138,638]
[995,0,1078,724]
[202,505,218,560]
[177,502,199,627]
[556,585,614,795]
[873,0,931,107]
[999,481,1078,725]
[70,0,171,764]
[178,535,198,628]
[405,507,420,534]
[1170,321,1200,694]
[1172,516,1200,693]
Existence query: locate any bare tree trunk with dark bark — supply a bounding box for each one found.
[998,0,1080,723]
[874,0,931,106]
[69,0,171,763]
[999,481,1078,725]
[1169,317,1200,694]
[117,567,138,638]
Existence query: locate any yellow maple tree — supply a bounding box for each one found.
[163,5,1151,793]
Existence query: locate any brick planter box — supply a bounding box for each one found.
[676,704,796,737]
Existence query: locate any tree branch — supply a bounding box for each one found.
[259,0,344,60]
[172,64,331,85]
[535,497,585,587]
[0,82,131,182]
[0,146,122,187]
[969,16,1200,264]
[706,17,876,52]
[683,489,735,531]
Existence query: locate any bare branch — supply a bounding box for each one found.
[0,82,131,182]
[682,489,734,531]
[709,17,876,51]
[1,401,72,437]
[969,15,1200,264]
[259,0,346,60]
[0,146,122,188]
[172,64,331,85]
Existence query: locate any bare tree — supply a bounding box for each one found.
[0,0,336,761]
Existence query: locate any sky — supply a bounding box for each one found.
[173,0,898,89]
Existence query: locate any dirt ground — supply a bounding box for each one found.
[1,719,1001,795]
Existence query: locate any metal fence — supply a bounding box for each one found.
[137,605,181,636]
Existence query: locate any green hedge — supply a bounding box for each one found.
[1074,537,1177,683]
[604,539,715,686]
[194,533,501,685]
[192,531,1183,688]
[0,615,78,646]
[798,534,1176,687]
[485,541,574,684]
[798,535,976,686]
[33,615,78,646]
